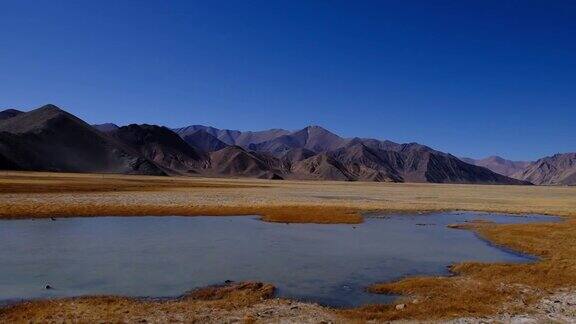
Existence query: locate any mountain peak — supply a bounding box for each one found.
[38,104,63,112]
[303,125,331,133]
[93,123,120,133]
[0,108,23,114]
[486,155,505,161]
[0,109,24,121]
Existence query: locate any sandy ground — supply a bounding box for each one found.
[1,171,575,322]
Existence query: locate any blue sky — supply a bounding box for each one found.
[0,1,574,160]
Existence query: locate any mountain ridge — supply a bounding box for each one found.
[0,105,165,175]
[462,156,531,177]
[0,105,547,185]
[513,153,576,185]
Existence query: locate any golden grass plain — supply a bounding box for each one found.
[0,171,575,322]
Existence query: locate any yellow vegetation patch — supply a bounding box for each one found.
[0,282,276,323]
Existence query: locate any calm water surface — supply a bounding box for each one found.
[0,212,556,307]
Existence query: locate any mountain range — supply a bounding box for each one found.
[512,153,576,185]
[0,104,572,185]
[463,155,576,185]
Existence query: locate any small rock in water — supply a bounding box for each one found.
[395,303,406,310]
[44,284,53,290]
[224,280,233,284]
[50,217,56,221]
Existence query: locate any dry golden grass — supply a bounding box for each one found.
[0,282,276,323]
[1,171,576,321]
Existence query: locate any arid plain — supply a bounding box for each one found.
[1,171,575,322]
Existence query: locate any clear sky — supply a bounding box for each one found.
[1,1,574,160]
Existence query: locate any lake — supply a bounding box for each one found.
[0,212,555,307]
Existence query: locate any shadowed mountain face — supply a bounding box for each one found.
[182,130,228,153]
[513,153,576,185]
[111,124,208,173]
[292,153,352,181]
[0,105,165,175]
[0,104,534,184]
[208,146,283,179]
[173,123,528,184]
[462,156,531,177]
[173,125,290,147]
[0,109,24,121]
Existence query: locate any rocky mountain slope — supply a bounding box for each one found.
[182,129,228,153]
[180,124,527,184]
[174,125,290,147]
[0,105,535,184]
[0,105,165,175]
[513,153,576,185]
[111,124,208,174]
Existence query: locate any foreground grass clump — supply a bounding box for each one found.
[0,282,275,323]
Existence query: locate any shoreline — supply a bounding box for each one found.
[1,171,575,322]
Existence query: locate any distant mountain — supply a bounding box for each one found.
[182,129,228,153]
[208,146,283,179]
[173,125,290,147]
[0,109,24,121]
[0,104,532,185]
[513,153,576,185]
[93,123,120,133]
[249,126,348,154]
[111,124,208,174]
[461,156,531,177]
[328,143,402,182]
[0,105,165,175]
[292,153,352,181]
[173,124,528,184]
[279,148,316,167]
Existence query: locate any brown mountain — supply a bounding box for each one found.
[173,125,290,147]
[329,144,402,182]
[461,156,531,177]
[182,129,228,153]
[513,153,576,185]
[279,148,316,167]
[111,124,208,174]
[0,105,165,175]
[0,109,24,121]
[292,153,352,181]
[249,126,348,154]
[328,140,528,184]
[208,146,283,179]
[0,104,532,185]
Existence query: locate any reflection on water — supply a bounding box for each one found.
[0,212,556,307]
